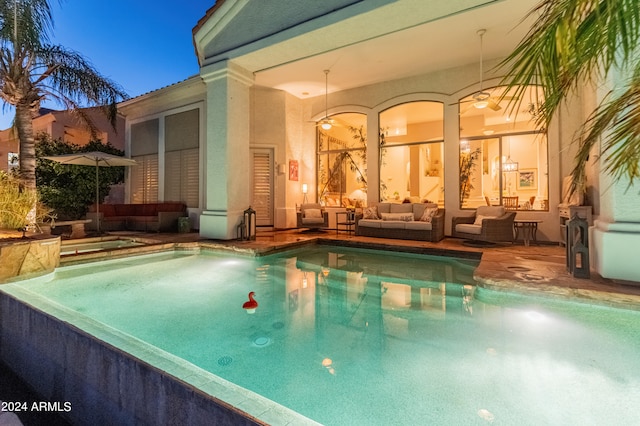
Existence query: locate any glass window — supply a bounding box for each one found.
[379,101,444,205]
[130,118,159,203]
[459,86,548,210]
[317,113,367,207]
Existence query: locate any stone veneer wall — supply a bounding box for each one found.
[0,235,60,283]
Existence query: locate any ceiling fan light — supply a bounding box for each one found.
[473,100,489,109]
[320,120,332,130]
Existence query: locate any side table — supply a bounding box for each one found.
[513,219,543,246]
[335,211,356,235]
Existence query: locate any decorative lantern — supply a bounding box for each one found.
[243,206,257,241]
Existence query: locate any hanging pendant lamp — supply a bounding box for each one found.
[473,29,490,109]
[320,70,333,130]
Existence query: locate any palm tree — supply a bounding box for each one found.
[0,0,128,191]
[500,0,640,193]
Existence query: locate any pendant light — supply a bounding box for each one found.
[473,29,490,109]
[502,137,519,172]
[320,70,332,130]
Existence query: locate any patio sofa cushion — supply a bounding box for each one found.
[454,224,483,235]
[378,220,407,229]
[357,219,382,228]
[404,221,433,231]
[381,212,414,221]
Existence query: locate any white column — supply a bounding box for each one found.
[590,60,640,282]
[199,60,254,239]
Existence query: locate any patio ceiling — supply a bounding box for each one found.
[231,0,540,100]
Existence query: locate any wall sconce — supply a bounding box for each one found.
[302,183,309,204]
[277,163,287,175]
[302,271,308,289]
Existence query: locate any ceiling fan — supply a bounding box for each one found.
[458,29,510,114]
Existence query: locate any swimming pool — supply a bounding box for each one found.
[2,245,639,425]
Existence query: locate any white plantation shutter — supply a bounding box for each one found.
[163,109,200,207]
[131,154,158,203]
[183,148,199,207]
[251,149,273,226]
[164,149,199,207]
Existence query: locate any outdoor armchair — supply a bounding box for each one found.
[452,206,515,243]
[296,203,329,230]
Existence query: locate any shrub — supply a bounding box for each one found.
[0,172,52,229]
[36,135,125,219]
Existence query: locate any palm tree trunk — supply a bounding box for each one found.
[15,102,36,190]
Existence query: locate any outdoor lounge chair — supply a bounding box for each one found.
[451,205,515,243]
[297,203,329,231]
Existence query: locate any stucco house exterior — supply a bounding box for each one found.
[0,107,125,173]
[118,0,639,283]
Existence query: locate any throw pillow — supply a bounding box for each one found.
[420,207,438,223]
[381,212,414,221]
[363,206,379,220]
[473,214,496,226]
[305,208,322,219]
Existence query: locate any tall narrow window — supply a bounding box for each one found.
[317,112,367,207]
[379,101,444,205]
[458,86,547,210]
[164,109,199,207]
[130,119,159,203]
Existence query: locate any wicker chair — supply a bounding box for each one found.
[452,206,516,243]
[296,203,329,230]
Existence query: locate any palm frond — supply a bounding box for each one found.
[573,64,640,189]
[500,0,640,190]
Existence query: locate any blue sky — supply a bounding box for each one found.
[0,0,213,129]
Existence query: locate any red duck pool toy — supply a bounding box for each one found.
[242,291,258,314]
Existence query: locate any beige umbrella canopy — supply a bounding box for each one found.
[42,151,137,233]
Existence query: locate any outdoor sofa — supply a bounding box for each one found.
[86,202,187,232]
[355,202,445,242]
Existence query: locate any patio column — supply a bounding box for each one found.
[199,60,254,239]
[590,62,640,282]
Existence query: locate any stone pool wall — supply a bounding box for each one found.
[0,292,266,426]
[0,235,60,283]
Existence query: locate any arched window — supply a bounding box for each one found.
[316,112,367,207]
[379,101,444,205]
[458,86,548,210]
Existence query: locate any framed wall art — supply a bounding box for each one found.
[517,168,537,190]
[289,160,298,181]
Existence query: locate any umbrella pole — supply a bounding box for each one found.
[96,159,100,234]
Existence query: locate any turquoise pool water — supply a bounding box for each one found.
[6,246,640,425]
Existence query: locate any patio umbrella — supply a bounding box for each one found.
[42,151,137,234]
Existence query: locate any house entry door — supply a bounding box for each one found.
[250,148,274,227]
